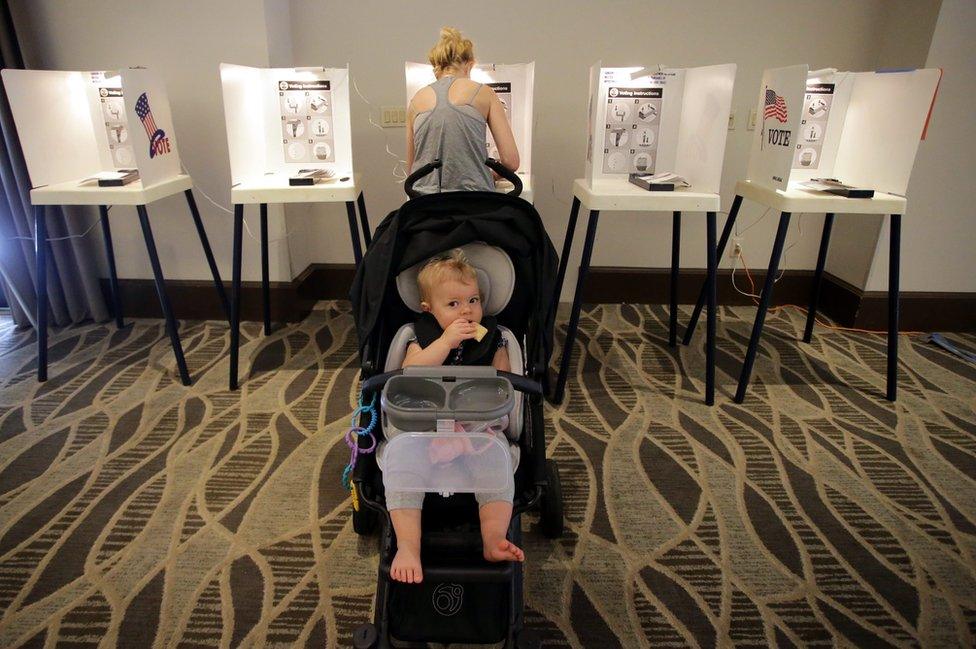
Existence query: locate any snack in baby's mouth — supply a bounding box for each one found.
[474,323,488,342]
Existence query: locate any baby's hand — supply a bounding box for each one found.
[440,318,477,348]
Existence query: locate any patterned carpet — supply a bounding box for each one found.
[0,301,975,648]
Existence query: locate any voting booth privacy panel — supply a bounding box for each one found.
[1,68,182,188]
[746,65,941,194]
[219,63,354,184]
[584,62,736,193]
[405,62,535,175]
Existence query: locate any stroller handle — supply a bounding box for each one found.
[361,368,541,396]
[403,158,522,198]
[404,159,442,198]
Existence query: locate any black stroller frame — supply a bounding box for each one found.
[350,161,563,649]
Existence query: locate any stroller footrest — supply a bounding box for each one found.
[380,557,514,583]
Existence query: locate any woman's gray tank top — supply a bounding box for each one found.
[410,76,494,194]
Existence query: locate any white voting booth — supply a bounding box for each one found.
[699,65,942,406]
[746,65,941,194]
[219,63,353,184]
[1,67,227,387]
[584,62,736,193]
[552,62,737,408]
[219,63,369,391]
[2,67,183,190]
[405,62,535,200]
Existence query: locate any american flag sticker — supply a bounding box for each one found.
[763,88,788,123]
[135,92,171,158]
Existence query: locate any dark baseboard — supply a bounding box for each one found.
[102,264,975,332]
[582,267,974,332]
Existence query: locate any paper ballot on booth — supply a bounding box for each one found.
[220,63,353,184]
[584,62,735,193]
[405,62,534,175]
[747,65,940,195]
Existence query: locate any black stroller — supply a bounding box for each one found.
[349,160,563,648]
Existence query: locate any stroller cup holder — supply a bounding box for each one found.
[381,367,515,431]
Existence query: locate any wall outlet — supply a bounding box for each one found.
[728,111,735,130]
[381,105,406,127]
[747,109,757,131]
[730,237,743,259]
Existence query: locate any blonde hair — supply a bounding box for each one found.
[428,27,474,74]
[418,249,478,303]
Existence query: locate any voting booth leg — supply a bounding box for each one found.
[552,196,581,319]
[887,214,901,402]
[345,201,364,266]
[260,204,271,336]
[552,210,600,405]
[734,212,792,404]
[684,195,743,345]
[137,205,191,387]
[802,213,835,343]
[230,205,244,391]
[706,212,717,406]
[357,192,371,248]
[184,189,231,323]
[34,205,48,382]
[98,205,124,330]
[669,212,682,347]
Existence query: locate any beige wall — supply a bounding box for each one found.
[863,0,974,293]
[12,0,961,301]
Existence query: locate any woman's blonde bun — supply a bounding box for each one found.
[428,27,474,73]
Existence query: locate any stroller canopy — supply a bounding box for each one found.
[350,191,558,371]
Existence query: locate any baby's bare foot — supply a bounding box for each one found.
[391,547,423,583]
[484,538,525,563]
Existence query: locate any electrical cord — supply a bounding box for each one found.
[350,74,408,182]
[3,206,112,243]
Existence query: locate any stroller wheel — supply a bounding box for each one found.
[353,506,378,536]
[540,460,564,539]
[352,623,378,648]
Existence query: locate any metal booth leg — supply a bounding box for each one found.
[34,205,48,382]
[260,203,271,336]
[357,192,371,248]
[669,211,681,347]
[802,213,835,343]
[345,201,364,266]
[551,209,600,405]
[98,205,125,329]
[887,214,901,402]
[230,204,244,391]
[184,189,231,322]
[734,211,792,404]
[684,194,743,345]
[552,196,581,318]
[136,204,191,386]
[706,211,717,405]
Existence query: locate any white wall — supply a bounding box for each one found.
[285,0,923,300]
[12,0,957,301]
[10,0,292,283]
[863,0,974,293]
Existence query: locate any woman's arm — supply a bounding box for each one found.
[405,100,417,171]
[485,89,520,172]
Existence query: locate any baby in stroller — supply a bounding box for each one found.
[389,249,525,583]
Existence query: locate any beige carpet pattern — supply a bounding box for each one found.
[0,302,974,648]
